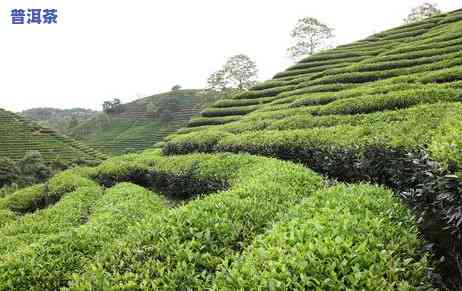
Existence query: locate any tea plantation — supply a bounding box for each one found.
[1,9,462,290]
[0,108,106,163]
[69,89,212,155]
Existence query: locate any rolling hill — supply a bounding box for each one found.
[1,9,462,290]
[0,108,107,163]
[21,108,97,135]
[69,89,212,155]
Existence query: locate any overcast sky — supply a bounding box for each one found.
[0,0,460,112]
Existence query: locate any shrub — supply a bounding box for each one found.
[188,115,241,127]
[0,183,167,290]
[214,184,430,290]
[0,209,16,228]
[16,150,52,185]
[47,170,98,196]
[200,105,259,117]
[314,88,462,116]
[67,154,323,290]
[0,157,19,188]
[0,185,103,254]
[4,184,47,213]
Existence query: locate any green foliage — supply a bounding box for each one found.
[429,117,462,171]
[70,89,210,155]
[67,154,323,290]
[0,185,103,254]
[214,184,430,290]
[0,209,16,228]
[47,170,98,195]
[0,108,106,163]
[0,157,19,188]
[0,183,167,290]
[3,9,462,290]
[16,150,52,184]
[3,184,47,213]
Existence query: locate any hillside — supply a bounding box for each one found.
[21,108,97,134]
[0,108,107,163]
[69,89,211,155]
[1,9,462,290]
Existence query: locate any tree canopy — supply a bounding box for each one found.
[287,17,334,60]
[207,54,258,93]
[404,2,441,24]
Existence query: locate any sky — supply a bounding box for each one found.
[0,0,460,112]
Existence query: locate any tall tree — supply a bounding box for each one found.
[206,69,228,92]
[223,54,258,90]
[206,54,258,93]
[404,2,441,24]
[171,84,182,91]
[102,98,123,114]
[287,17,334,60]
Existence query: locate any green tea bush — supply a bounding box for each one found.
[420,65,462,83]
[47,170,97,195]
[188,115,241,127]
[3,184,47,213]
[200,105,259,117]
[0,157,19,188]
[93,152,240,199]
[293,55,368,69]
[0,185,103,254]
[212,96,276,108]
[67,154,324,290]
[0,183,167,290]
[429,117,462,171]
[314,88,462,116]
[214,184,430,290]
[0,209,16,228]
[273,62,351,79]
[237,85,297,99]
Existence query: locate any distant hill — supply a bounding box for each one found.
[0,108,107,163]
[69,89,213,155]
[22,108,97,134]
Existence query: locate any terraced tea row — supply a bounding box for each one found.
[0,151,430,290]
[70,89,209,155]
[0,108,106,163]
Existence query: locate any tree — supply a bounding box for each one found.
[17,151,52,185]
[171,84,182,91]
[0,157,19,187]
[206,69,228,92]
[287,17,334,60]
[102,98,123,114]
[404,2,441,24]
[206,54,258,93]
[223,54,258,90]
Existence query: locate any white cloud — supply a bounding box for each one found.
[0,0,460,112]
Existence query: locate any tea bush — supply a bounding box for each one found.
[67,154,324,290]
[214,184,430,290]
[0,183,168,290]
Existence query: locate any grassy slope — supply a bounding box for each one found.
[69,89,208,155]
[0,108,107,163]
[1,10,462,290]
